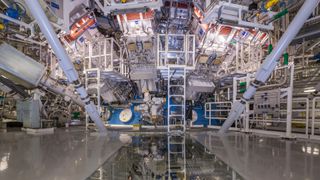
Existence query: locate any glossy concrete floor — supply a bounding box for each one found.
[87,133,244,180]
[191,131,320,180]
[1,128,320,180]
[0,128,124,180]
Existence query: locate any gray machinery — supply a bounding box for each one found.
[0,43,84,128]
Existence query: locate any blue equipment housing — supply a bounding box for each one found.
[107,104,142,125]
[191,104,222,127]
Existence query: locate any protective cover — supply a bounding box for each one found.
[0,43,45,89]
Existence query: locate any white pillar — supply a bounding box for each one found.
[24,0,106,133]
[286,64,294,138]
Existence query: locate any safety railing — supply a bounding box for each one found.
[157,34,196,70]
[204,101,237,128]
[249,98,309,138]
[204,97,311,137]
[83,38,129,82]
[84,38,124,73]
[311,97,320,139]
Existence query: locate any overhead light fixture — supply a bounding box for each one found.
[216,35,226,43]
[304,87,316,93]
[304,89,316,93]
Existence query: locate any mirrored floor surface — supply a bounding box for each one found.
[1,128,320,180]
[0,128,124,180]
[87,134,243,180]
[191,132,320,180]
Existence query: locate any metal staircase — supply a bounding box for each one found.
[167,66,186,179]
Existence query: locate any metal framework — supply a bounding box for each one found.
[201,1,275,30]
[95,0,162,14]
[84,38,128,82]
[83,38,128,129]
[85,68,102,130]
[219,0,320,134]
[157,34,196,70]
[311,97,320,140]
[204,101,233,127]
[25,0,106,133]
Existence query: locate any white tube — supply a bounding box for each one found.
[24,0,106,133]
[255,0,320,83]
[40,77,84,107]
[219,0,320,134]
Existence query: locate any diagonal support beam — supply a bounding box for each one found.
[24,0,106,133]
[219,0,320,134]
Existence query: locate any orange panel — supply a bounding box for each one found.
[119,10,154,22]
[219,26,232,36]
[194,6,203,20]
[65,15,96,42]
[125,13,141,21]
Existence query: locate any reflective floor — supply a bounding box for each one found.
[191,131,320,180]
[87,134,243,180]
[1,128,320,180]
[0,128,124,180]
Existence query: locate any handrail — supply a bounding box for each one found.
[312,97,320,136]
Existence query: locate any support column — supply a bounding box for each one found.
[24,0,106,133]
[286,64,294,138]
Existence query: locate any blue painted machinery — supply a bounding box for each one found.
[106,104,142,126]
[190,104,221,127]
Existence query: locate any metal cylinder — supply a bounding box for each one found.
[24,0,106,133]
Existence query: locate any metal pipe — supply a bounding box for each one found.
[24,0,106,133]
[219,0,320,134]
[40,77,84,107]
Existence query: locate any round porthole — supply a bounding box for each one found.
[119,108,133,123]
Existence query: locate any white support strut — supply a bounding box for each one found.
[24,0,106,133]
[219,0,320,134]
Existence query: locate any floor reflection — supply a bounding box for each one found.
[191,132,320,180]
[87,134,244,180]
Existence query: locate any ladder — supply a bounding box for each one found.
[167,66,186,134]
[167,66,186,179]
[167,135,186,179]
[84,68,101,130]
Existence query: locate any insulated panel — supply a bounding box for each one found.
[0,43,45,89]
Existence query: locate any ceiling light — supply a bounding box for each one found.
[304,88,316,93]
[217,35,226,43]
